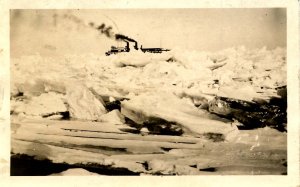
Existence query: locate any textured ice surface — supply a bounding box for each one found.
[11,46,286,126]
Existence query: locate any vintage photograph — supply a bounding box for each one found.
[10,9,287,176]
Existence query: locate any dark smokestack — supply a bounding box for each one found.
[115,34,137,43]
[89,22,138,50]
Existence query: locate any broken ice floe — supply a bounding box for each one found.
[10,46,287,138]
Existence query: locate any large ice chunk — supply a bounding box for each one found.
[65,84,107,121]
[13,92,67,117]
[121,92,238,140]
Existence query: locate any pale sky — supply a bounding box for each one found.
[11,9,286,57]
[77,9,286,50]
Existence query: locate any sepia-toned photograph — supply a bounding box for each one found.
[10,9,288,176]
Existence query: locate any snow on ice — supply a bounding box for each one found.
[10,46,286,137]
